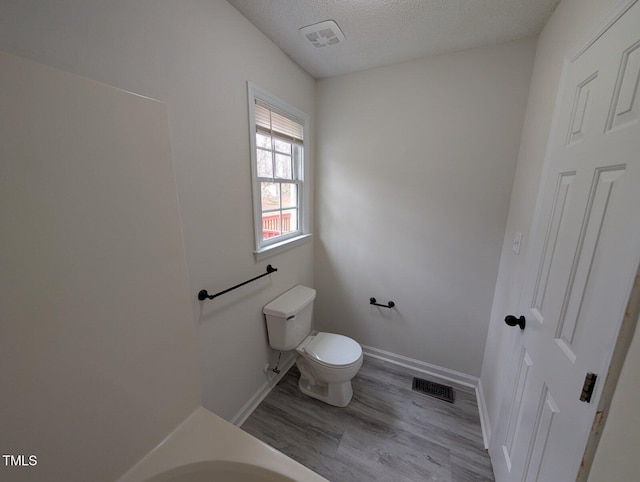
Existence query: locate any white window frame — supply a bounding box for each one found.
[247,82,311,260]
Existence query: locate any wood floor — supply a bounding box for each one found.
[242,356,495,482]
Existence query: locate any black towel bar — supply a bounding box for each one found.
[198,265,277,301]
[370,297,395,309]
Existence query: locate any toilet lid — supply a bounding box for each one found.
[303,332,362,367]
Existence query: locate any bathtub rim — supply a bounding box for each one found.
[116,406,327,482]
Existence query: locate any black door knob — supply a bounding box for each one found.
[505,315,526,330]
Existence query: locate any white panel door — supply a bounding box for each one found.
[490,2,640,481]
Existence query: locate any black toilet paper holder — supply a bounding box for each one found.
[370,297,395,309]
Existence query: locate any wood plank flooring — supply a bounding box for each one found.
[242,356,494,482]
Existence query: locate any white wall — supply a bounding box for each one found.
[479,0,640,477]
[0,52,200,481]
[0,0,315,422]
[315,38,536,376]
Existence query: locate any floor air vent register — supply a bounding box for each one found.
[412,377,454,403]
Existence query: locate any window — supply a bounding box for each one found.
[248,83,310,258]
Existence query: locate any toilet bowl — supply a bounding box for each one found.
[295,332,363,407]
[263,286,363,407]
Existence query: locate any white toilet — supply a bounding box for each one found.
[263,285,363,407]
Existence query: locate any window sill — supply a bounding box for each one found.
[254,233,313,261]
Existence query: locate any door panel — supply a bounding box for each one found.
[530,172,576,325]
[502,348,533,472]
[523,386,559,482]
[566,73,598,146]
[555,165,626,363]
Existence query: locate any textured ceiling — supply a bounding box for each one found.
[227,0,560,78]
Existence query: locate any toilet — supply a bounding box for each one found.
[263,285,363,407]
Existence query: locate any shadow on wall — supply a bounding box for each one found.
[314,238,409,346]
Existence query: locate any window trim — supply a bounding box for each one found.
[247,82,311,259]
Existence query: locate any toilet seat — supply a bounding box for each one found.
[298,332,362,368]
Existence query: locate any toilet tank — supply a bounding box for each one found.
[263,285,316,351]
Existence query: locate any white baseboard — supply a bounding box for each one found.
[362,345,478,388]
[475,379,491,449]
[361,344,490,449]
[230,353,296,427]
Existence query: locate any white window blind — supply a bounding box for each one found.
[255,100,304,144]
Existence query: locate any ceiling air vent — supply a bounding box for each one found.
[299,20,345,48]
